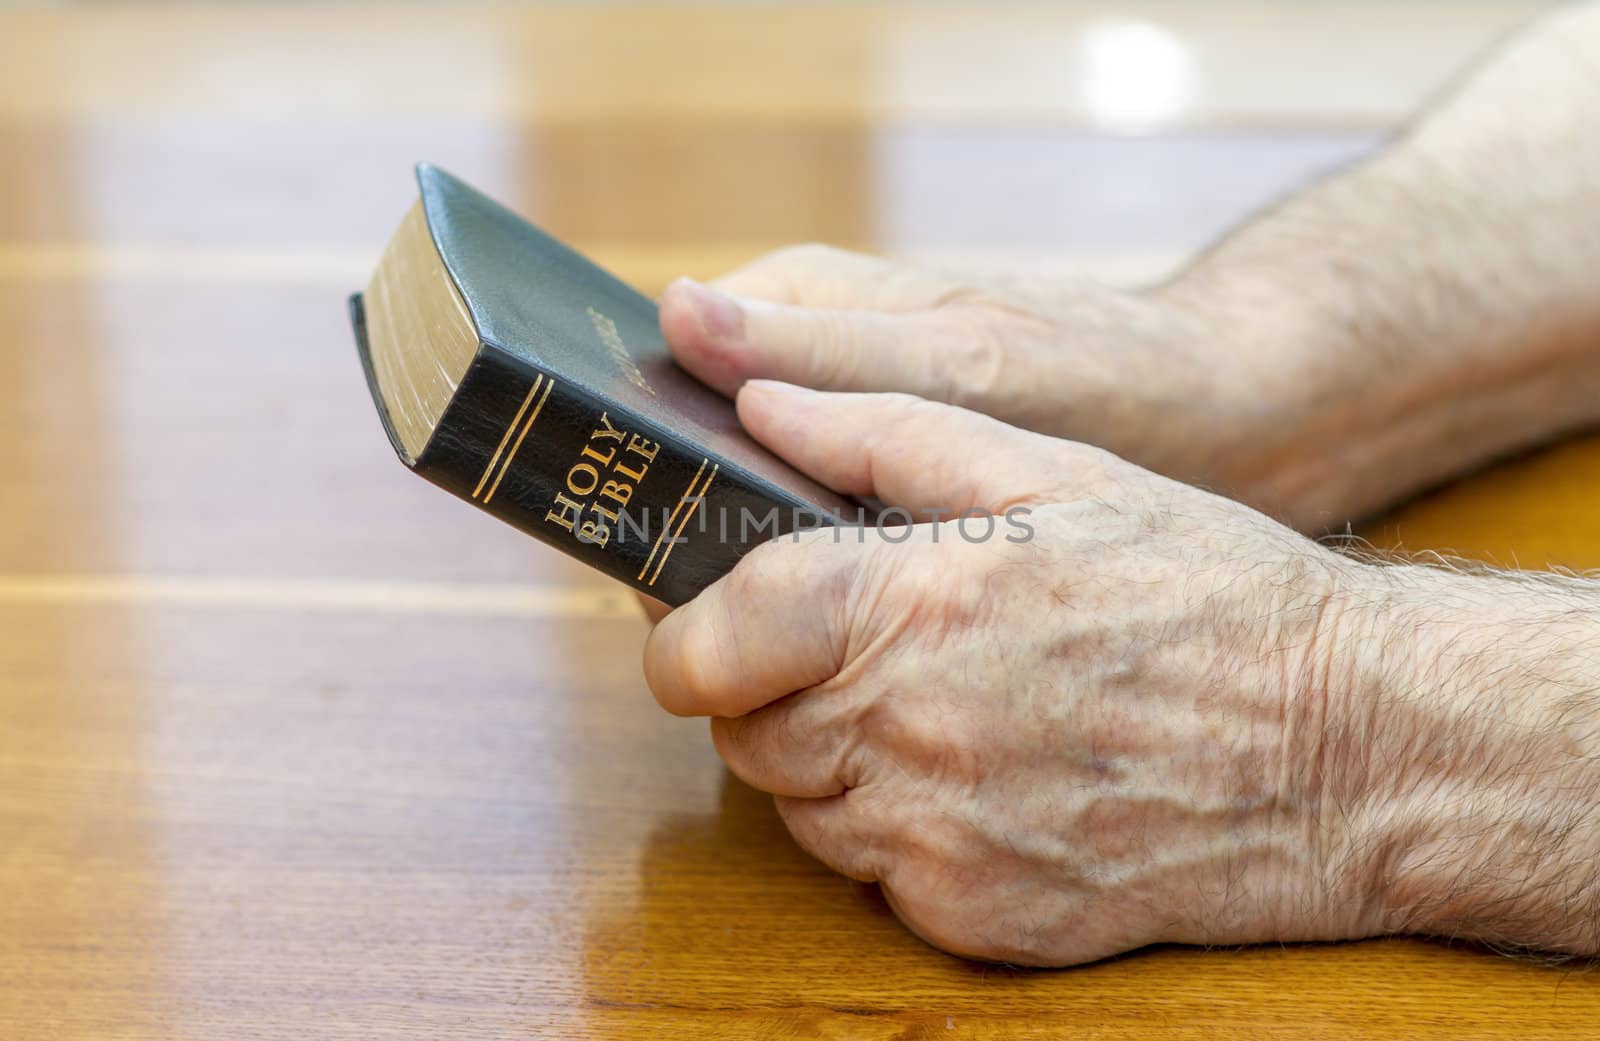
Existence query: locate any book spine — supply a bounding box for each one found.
[414,346,829,606]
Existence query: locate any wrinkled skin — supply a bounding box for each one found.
[643,384,1382,966]
[654,246,1340,530]
[636,9,1600,961]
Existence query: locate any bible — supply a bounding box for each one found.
[349,164,853,606]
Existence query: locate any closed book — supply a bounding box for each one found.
[350,164,853,606]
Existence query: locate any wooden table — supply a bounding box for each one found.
[5,4,1600,1037]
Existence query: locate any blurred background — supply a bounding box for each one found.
[1,1,1560,294]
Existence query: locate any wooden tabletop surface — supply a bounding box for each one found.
[6,4,1600,1038]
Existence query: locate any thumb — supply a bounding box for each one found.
[660,278,961,398]
[736,382,1099,518]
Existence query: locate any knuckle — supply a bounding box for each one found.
[868,392,949,443]
[832,697,878,785]
[806,310,857,383]
[940,312,1012,408]
[888,861,1045,965]
[882,881,984,959]
[774,796,859,874]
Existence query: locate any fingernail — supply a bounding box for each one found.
[680,278,745,342]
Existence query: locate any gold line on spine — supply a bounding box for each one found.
[473,375,543,499]
[637,459,708,581]
[483,377,556,505]
[647,464,718,588]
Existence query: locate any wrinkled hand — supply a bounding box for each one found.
[642,382,1387,966]
[658,246,1336,530]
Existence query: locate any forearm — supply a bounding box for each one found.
[1161,4,1600,525]
[1335,563,1600,954]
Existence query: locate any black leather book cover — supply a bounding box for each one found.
[351,164,855,605]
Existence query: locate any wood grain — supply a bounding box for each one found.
[2,4,1598,1039]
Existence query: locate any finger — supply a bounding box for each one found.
[659,277,965,398]
[879,883,979,962]
[634,593,671,624]
[710,245,911,309]
[643,533,862,718]
[710,690,862,798]
[646,386,1088,718]
[737,382,1097,517]
[775,792,882,883]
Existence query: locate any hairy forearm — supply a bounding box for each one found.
[1334,563,1600,954]
[1161,4,1600,525]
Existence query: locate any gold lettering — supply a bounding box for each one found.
[567,463,600,497]
[545,492,584,533]
[626,433,660,462]
[587,309,658,397]
[546,408,661,544]
[577,516,611,547]
[580,442,618,467]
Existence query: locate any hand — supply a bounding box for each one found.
[642,382,1389,965]
[657,247,1352,532]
